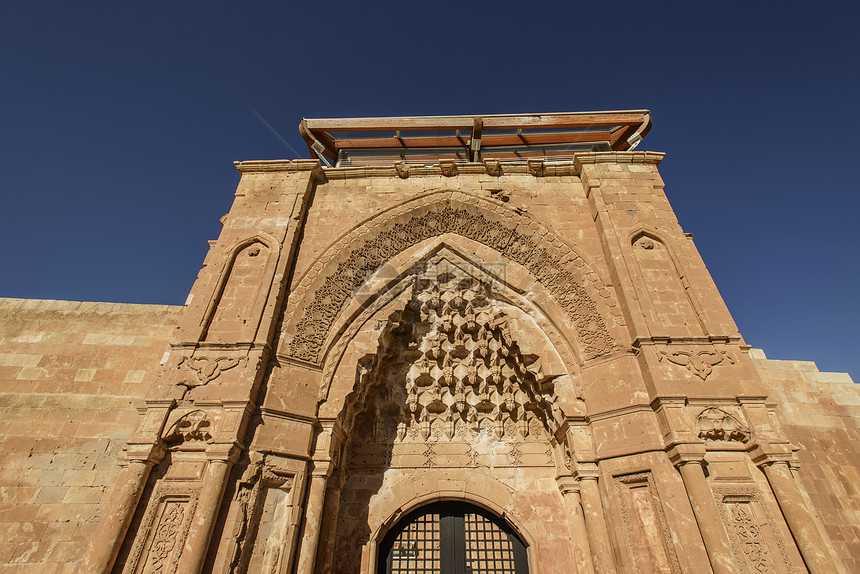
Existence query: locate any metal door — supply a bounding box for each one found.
[379,501,529,574]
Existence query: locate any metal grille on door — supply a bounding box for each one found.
[381,502,528,574]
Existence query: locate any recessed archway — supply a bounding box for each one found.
[378,500,529,574]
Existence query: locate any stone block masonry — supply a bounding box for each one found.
[0,112,857,574]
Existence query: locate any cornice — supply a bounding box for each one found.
[573,150,665,169]
[233,159,323,174]
[232,151,665,180]
[321,160,581,180]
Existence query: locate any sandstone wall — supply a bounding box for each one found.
[0,298,181,572]
[751,348,860,571]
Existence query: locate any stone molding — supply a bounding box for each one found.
[234,151,664,181]
[573,150,665,168]
[233,158,323,175]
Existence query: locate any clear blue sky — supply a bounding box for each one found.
[1,2,857,379]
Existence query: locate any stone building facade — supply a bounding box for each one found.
[0,112,857,573]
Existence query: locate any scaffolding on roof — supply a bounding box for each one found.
[299,110,651,167]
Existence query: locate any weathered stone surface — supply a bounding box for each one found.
[0,298,181,572]
[0,144,856,574]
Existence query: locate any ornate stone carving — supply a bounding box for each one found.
[394,161,410,179]
[712,487,795,574]
[658,349,734,380]
[527,159,544,177]
[483,159,501,176]
[224,455,299,574]
[125,485,199,574]
[342,261,567,473]
[438,159,457,176]
[697,407,750,443]
[287,203,613,363]
[228,467,260,574]
[730,502,771,573]
[145,501,185,572]
[177,356,244,390]
[163,410,213,444]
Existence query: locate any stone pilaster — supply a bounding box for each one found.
[557,477,596,574]
[751,445,845,574]
[669,445,734,574]
[175,446,239,574]
[575,464,617,574]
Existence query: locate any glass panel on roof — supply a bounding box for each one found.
[329,130,398,140]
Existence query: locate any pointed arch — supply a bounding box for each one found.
[281,191,622,364]
[201,231,281,343]
[626,226,707,336]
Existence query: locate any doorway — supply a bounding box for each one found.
[378,501,529,574]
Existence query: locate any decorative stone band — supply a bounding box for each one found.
[231,151,664,180]
[286,202,615,364]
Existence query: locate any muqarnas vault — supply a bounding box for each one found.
[0,111,857,574]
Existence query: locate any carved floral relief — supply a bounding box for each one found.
[163,410,213,445]
[658,349,734,380]
[697,407,750,443]
[177,356,244,390]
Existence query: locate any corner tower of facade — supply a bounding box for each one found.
[1,111,855,573]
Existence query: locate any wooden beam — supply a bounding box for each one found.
[333,131,614,150]
[305,117,474,131]
[303,110,649,132]
[481,112,647,129]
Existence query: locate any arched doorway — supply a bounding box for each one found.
[378,501,529,574]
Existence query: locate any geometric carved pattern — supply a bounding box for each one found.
[288,203,613,363]
[144,501,185,573]
[347,261,560,453]
[713,487,796,574]
[729,502,772,573]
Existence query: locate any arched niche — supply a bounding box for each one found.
[280,192,623,365]
[628,229,705,338]
[347,469,569,574]
[201,233,280,344]
[377,500,529,574]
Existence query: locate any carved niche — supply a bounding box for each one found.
[614,472,681,573]
[344,260,565,470]
[713,487,796,574]
[204,240,271,343]
[224,455,299,574]
[631,232,703,337]
[121,484,199,574]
